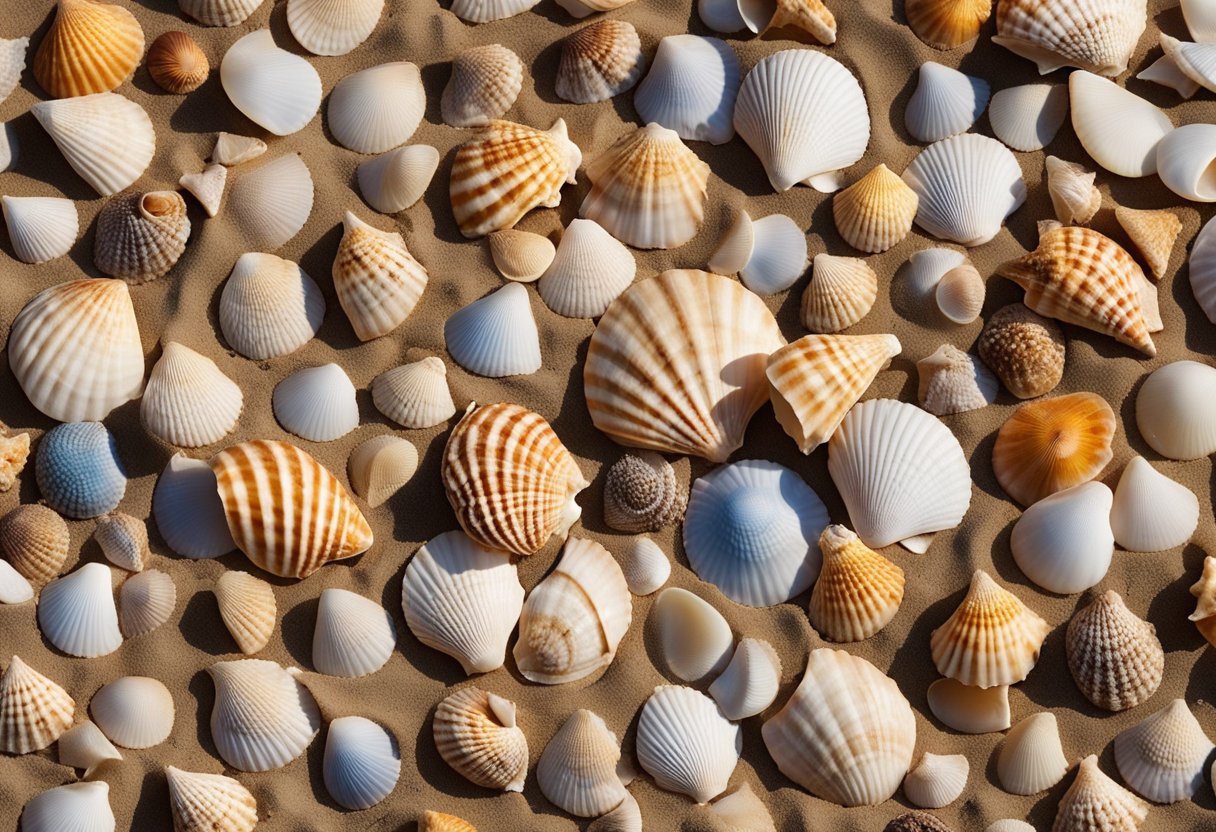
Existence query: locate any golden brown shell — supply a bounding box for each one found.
[977,303,1066,399]
[146,31,209,94]
[33,0,145,98]
[0,504,70,586]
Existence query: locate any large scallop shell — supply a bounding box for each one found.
[433,687,528,792]
[286,0,384,56]
[152,454,236,559]
[1010,481,1114,594]
[441,44,523,128]
[329,62,425,154]
[556,20,644,104]
[537,218,636,318]
[313,587,395,678]
[1053,755,1148,832]
[445,283,541,377]
[179,0,265,26]
[637,685,741,804]
[1135,360,1216,460]
[272,364,359,442]
[1114,699,1212,804]
[118,569,176,637]
[219,252,325,360]
[1066,590,1163,712]
[0,503,69,587]
[977,303,1066,399]
[207,659,320,772]
[21,782,114,832]
[220,29,321,136]
[536,709,627,817]
[226,153,315,251]
[809,524,905,643]
[38,562,123,658]
[36,421,127,519]
[90,676,174,749]
[93,191,190,284]
[926,678,1010,734]
[905,62,989,144]
[800,254,878,333]
[905,0,991,49]
[371,357,456,429]
[1110,456,1198,552]
[1,195,78,264]
[997,712,1068,795]
[653,587,733,682]
[216,570,276,655]
[993,0,1146,76]
[33,0,144,98]
[1068,70,1171,178]
[357,145,439,214]
[323,716,400,810]
[31,93,154,196]
[166,766,258,832]
[142,342,243,448]
[708,637,782,720]
[634,35,739,145]
[0,655,75,754]
[832,164,919,254]
[59,722,121,777]
[147,31,209,94]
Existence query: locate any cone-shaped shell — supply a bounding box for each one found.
[0,655,75,754]
[433,687,528,792]
[0,504,69,586]
[90,675,174,749]
[358,145,439,214]
[978,304,1066,399]
[329,62,424,154]
[556,20,644,104]
[118,569,176,637]
[1069,71,1171,178]
[94,191,190,283]
[809,525,905,642]
[833,164,919,254]
[31,93,154,196]
[21,781,115,832]
[348,434,417,508]
[36,421,127,519]
[1110,456,1198,552]
[916,344,998,416]
[536,709,627,816]
[1045,156,1100,225]
[538,218,636,318]
[166,766,258,832]
[38,562,124,657]
[216,570,276,654]
[153,454,236,559]
[584,269,785,462]
[313,587,395,678]
[219,252,325,360]
[210,439,374,578]
[708,637,782,720]
[33,0,144,98]
[633,35,739,145]
[997,712,1068,795]
[989,83,1069,152]
[59,722,121,777]
[220,29,321,136]
[142,342,243,448]
[487,229,554,282]
[442,45,522,128]
[1114,699,1213,804]
[287,0,384,56]
[1116,206,1180,281]
[926,678,1011,734]
[654,587,733,682]
[444,283,542,377]
[1066,590,1163,712]
[147,31,208,94]
[1052,755,1148,832]
[603,452,685,534]
[906,0,991,49]
[226,153,314,251]
[994,0,1145,76]
[801,254,878,332]
[637,685,741,804]
[322,716,400,810]
[1,195,78,264]
[332,211,428,341]
[903,752,968,809]
[207,659,320,771]
[371,357,456,430]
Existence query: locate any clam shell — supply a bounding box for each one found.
[708,637,782,720]
[220,29,321,136]
[450,0,540,22]
[90,676,174,749]
[536,710,626,816]
[287,0,384,56]
[1053,755,1148,831]
[31,92,154,196]
[488,229,555,282]
[736,214,807,294]
[634,35,739,145]
[1069,70,1171,178]
[329,61,425,153]
[142,342,243,448]
[556,20,644,104]
[800,253,879,332]
[313,587,396,678]
[38,562,123,658]
[1191,556,1216,647]
[1110,456,1198,552]
[226,153,315,250]
[207,659,321,771]
[323,716,400,809]
[621,536,669,595]
[272,364,359,442]
[997,712,1068,795]
[59,722,121,777]
[977,303,1065,399]
[37,421,126,519]
[602,452,685,534]
[21,782,114,832]
[1067,590,1163,712]
[988,83,1069,152]
[1135,360,1216,459]
[147,31,209,94]
[833,164,919,254]
[708,208,754,273]
[212,132,266,166]
[653,587,733,682]
[445,283,542,378]
[993,0,1145,75]
[166,766,258,832]
[371,357,456,430]
[0,37,27,106]
[935,262,985,324]
[1115,699,1212,804]
[442,44,523,128]
[916,344,998,416]
[33,0,143,98]
[1011,481,1114,594]
[219,251,325,360]
[357,145,439,214]
[0,560,33,605]
[0,504,69,586]
[1,195,78,264]
[1156,122,1216,203]
[1116,206,1180,281]
[925,678,1010,734]
[0,655,75,754]
[637,685,741,804]
[538,218,636,318]
[333,211,429,340]
[905,62,989,144]
[905,0,991,49]
[897,246,965,307]
[179,164,226,218]
[1045,156,1101,225]
[118,569,176,637]
[152,454,236,559]
[903,753,968,809]
[348,435,417,508]
[809,524,905,642]
[179,0,265,26]
[433,687,528,791]
[216,570,276,654]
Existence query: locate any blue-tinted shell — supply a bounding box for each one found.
[35,422,126,519]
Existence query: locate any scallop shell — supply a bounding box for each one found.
[272,364,358,442]
[323,716,400,810]
[586,792,641,832]
[348,435,417,508]
[916,344,998,416]
[633,35,739,146]
[212,132,266,166]
[739,0,836,43]
[556,20,644,104]
[357,145,439,214]
[602,452,685,534]
[39,562,123,658]
[735,214,807,295]
[445,284,542,378]
[90,676,174,749]
[450,0,540,22]
[977,303,1066,399]
[832,164,919,254]
[332,211,428,341]
[733,49,869,192]
[901,133,1027,246]
[287,0,384,56]
[536,709,627,816]
[800,254,879,332]
[906,62,989,144]
[997,712,1068,795]
[988,83,1069,152]
[1068,71,1171,178]
[903,753,968,809]
[419,812,478,832]
[21,782,114,832]
[179,0,265,26]
[37,421,126,519]
[827,398,972,551]
[220,29,321,136]
[708,637,782,720]
[654,587,733,682]
[809,524,905,643]
[1115,206,1180,281]
[1,195,78,264]
[441,44,522,128]
[621,536,670,595]
[1114,699,1213,804]
[538,218,636,318]
[226,153,315,251]
[487,229,555,282]
[433,687,528,792]
[313,587,395,678]
[1045,156,1100,225]
[934,262,985,324]
[59,722,121,777]
[0,429,29,495]
[637,685,741,804]
[925,678,1011,734]
[0,561,33,605]
[683,459,829,607]
[0,655,75,754]
[401,531,525,674]
[710,783,774,832]
[147,31,208,94]
[178,165,227,218]
[554,0,634,16]
[1135,361,1216,460]
[32,92,154,196]
[1053,755,1148,831]
[371,357,456,430]
[993,0,1145,75]
[216,570,276,655]
[33,0,143,98]
[930,570,1049,688]
[118,569,176,637]
[142,342,243,449]
[1067,590,1163,712]
[0,36,27,105]
[166,766,258,832]
[1110,456,1198,552]
[1192,556,1216,648]
[1155,122,1216,203]
[219,252,325,360]
[153,454,236,559]
[0,504,69,586]
[1160,34,1216,96]
[210,439,373,578]
[1011,481,1114,594]
[9,278,143,422]
[905,0,990,48]
[207,659,320,771]
[329,62,425,153]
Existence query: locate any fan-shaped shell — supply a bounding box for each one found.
[179,165,226,217]
[147,31,208,94]
[226,153,315,251]
[33,0,143,98]
[153,454,236,559]
[207,659,319,771]
[0,37,27,106]
[216,570,276,654]
[977,303,1066,399]
[906,0,991,49]
[21,781,115,832]
[537,709,627,816]
[272,364,359,442]
[450,0,540,21]
[212,132,266,166]
[556,20,644,104]
[538,219,635,318]
[993,0,1146,76]
[142,342,243,448]
[371,357,456,430]
[809,524,905,642]
[637,685,741,804]
[1045,156,1100,225]
[221,29,321,136]
[1,195,78,264]
[1011,481,1113,594]
[1066,590,1163,712]
[1068,71,1171,178]
[997,712,1068,795]
[622,536,670,595]
[90,676,174,749]
[219,252,325,360]
[1053,755,1148,832]
[39,562,123,658]
[903,753,968,809]
[166,766,258,832]
[1110,456,1198,552]
[602,452,685,534]
[419,812,478,832]
[916,344,998,416]
[488,229,555,282]
[0,504,69,586]
[32,92,154,196]
[654,587,733,682]
[0,655,75,754]
[633,35,738,146]
[348,435,417,508]
[906,62,989,144]
[708,637,782,720]
[118,569,176,637]
[287,0,384,56]
[323,716,400,810]
[94,500,147,561]
[329,62,425,153]
[989,83,1069,152]
[710,783,775,832]
[0,561,33,605]
[926,678,1010,734]
[358,145,439,214]
[313,587,395,678]
[441,44,522,128]
[1115,699,1213,804]
[1116,206,1180,281]
[433,687,528,792]
[800,254,878,332]
[59,722,121,777]
[833,164,919,254]
[37,421,126,519]
[179,0,265,26]
[1135,361,1216,459]
[445,283,542,378]
[93,191,189,283]
[735,213,807,295]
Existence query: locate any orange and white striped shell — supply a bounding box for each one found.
[441,403,589,557]
[332,211,428,341]
[209,440,373,579]
[33,0,145,99]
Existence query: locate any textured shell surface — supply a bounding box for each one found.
[707,637,782,720]
[0,655,75,754]
[903,752,968,809]
[0,503,70,585]
[220,29,322,136]
[36,421,127,519]
[444,283,542,378]
[905,62,990,144]
[1045,156,1100,225]
[38,562,123,658]
[118,569,176,637]
[93,512,149,573]
[633,35,739,145]
[537,218,636,318]
[141,342,244,448]
[1066,590,1163,712]
[219,252,325,360]
[271,363,359,442]
[993,0,1146,75]
[31,92,155,196]
[58,721,121,777]
[286,0,385,56]
[1110,456,1199,552]
[348,434,418,508]
[33,0,144,98]
[90,676,175,749]
[419,811,479,832]
[925,678,1011,734]
[215,570,276,654]
[20,781,115,832]
[653,586,733,682]
[147,31,209,94]
[432,686,528,792]
[179,0,266,26]
[1117,206,1181,281]
[441,44,523,128]
[997,712,1068,795]
[556,19,644,104]
[636,685,741,804]
[488,229,555,282]
[1069,70,1172,178]
[313,587,396,678]
[0,37,27,106]
[916,344,998,416]
[449,0,540,22]
[165,766,258,832]
[1113,699,1213,804]
[358,144,440,214]
[371,356,456,429]
[602,452,685,534]
[178,164,227,217]
[1052,755,1148,832]
[535,709,626,816]
[207,659,321,771]
[800,253,879,332]
[0,430,29,495]
[323,716,401,810]
[621,536,670,595]
[329,62,426,153]
[977,303,1066,399]
[225,154,315,251]
[832,164,919,254]
[809,524,905,643]
[212,132,267,166]
[1,195,78,264]
[1011,481,1114,594]
[152,454,236,559]
[988,83,1069,152]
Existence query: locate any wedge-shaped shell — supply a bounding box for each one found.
[0,561,33,605]
[1053,755,1148,832]
[733,49,869,192]
[442,45,522,128]
[800,254,878,332]
[142,342,243,448]
[634,36,738,146]
[445,284,542,378]
[420,812,478,832]
[930,570,1049,688]
[216,570,275,654]
[1,195,78,264]
[37,421,126,519]
[488,229,554,282]
[926,678,1010,734]
[358,145,439,214]
[708,637,781,720]
[902,133,1027,247]
[809,525,904,642]
[450,0,540,22]
[997,226,1155,356]
[1011,482,1113,594]
[32,93,153,196]
[210,440,373,578]
[166,766,258,832]
[21,781,114,832]
[59,722,121,777]
[917,344,998,416]
[212,132,266,165]
[1110,457,1198,552]
[153,454,236,559]
[179,165,226,217]
[1114,699,1213,804]
[118,569,176,637]
[348,435,417,508]
[402,531,524,674]
[90,676,174,749]
[329,62,424,153]
[226,154,314,250]
[39,562,123,658]
[906,0,991,48]
[220,30,321,136]
[684,459,829,607]
[762,648,915,806]
[585,270,785,462]
[287,0,384,56]
[147,31,209,94]
[313,587,395,678]
[1067,590,1163,712]
[1045,156,1100,226]
[622,536,670,595]
[537,709,627,816]
[978,304,1065,399]
[997,712,1068,795]
[904,753,968,809]
[272,364,359,442]
[538,219,636,318]
[556,20,643,104]
[1156,122,1216,202]
[323,716,400,810]
[9,278,143,422]
[603,452,685,534]
[993,0,1145,75]
[1158,34,1216,96]
[433,686,527,791]
[0,655,75,754]
[656,588,734,684]
[1116,206,1180,281]
[0,504,69,585]
[989,83,1069,152]
[637,685,741,804]
[1135,360,1216,459]
[906,62,989,144]
[450,119,581,238]
[0,37,27,106]
[207,659,320,771]
[219,252,324,360]
[94,191,189,283]
[371,357,455,429]
[828,398,971,551]
[179,0,265,26]
[1069,71,1171,178]
[33,0,143,98]
[833,164,919,254]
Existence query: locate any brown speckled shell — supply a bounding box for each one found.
[0,504,70,586]
[1066,590,1164,712]
[977,303,1066,399]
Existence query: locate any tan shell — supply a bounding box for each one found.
[977,303,1066,399]
[179,165,227,217]
[1066,590,1163,712]
[93,191,191,284]
[801,254,878,333]
[420,812,477,832]
[916,344,998,416]
[1116,206,1181,281]
[433,687,527,792]
[833,164,919,253]
[935,262,985,324]
[215,570,276,654]
[556,20,644,104]
[0,655,75,754]
[994,0,1145,76]
[442,44,524,128]
[33,0,145,98]
[602,452,686,533]
[1052,755,1148,832]
[1190,555,1216,648]
[166,766,258,832]
[487,230,555,283]
[348,434,418,508]
[147,31,208,94]
[0,430,30,492]
[809,525,904,642]
[1045,156,1101,225]
[0,504,69,586]
[370,356,456,430]
[94,511,149,572]
[536,709,627,817]
[906,0,992,49]
[746,0,837,44]
[333,211,428,341]
[118,569,176,637]
[212,132,266,166]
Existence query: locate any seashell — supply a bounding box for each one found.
[20,781,114,832]
[586,792,641,832]
[897,247,965,308]
[828,398,971,551]
[1044,156,1100,226]
[832,164,919,254]
[0,504,69,586]
[1183,0,1216,40]
[538,218,636,317]
[142,342,243,448]
[90,676,174,749]
[916,344,998,416]
[329,61,425,155]
[332,211,428,341]
[707,208,754,274]
[433,687,528,792]
[348,435,417,508]
[9,278,142,422]
[1116,206,1180,281]
[987,822,1035,832]
[152,454,236,559]
[219,251,324,360]
[450,119,580,238]
[226,153,314,251]
[357,145,439,214]
[993,0,1145,75]
[1010,481,1114,594]
[0,655,75,754]
[931,570,1049,688]
[207,659,320,771]
[514,537,631,684]
[211,439,373,578]
[622,537,670,595]
[905,0,991,49]
[1191,556,1216,648]
[708,637,782,720]
[216,570,276,655]
[445,284,542,378]
[710,783,775,832]
[0,560,33,605]
[733,49,868,192]
[31,92,154,196]
[1110,456,1198,552]
[147,31,209,94]
[442,403,587,555]
[1,195,78,264]
[637,685,741,804]
[1069,71,1171,178]
[287,0,384,56]
[402,531,524,674]
[1136,52,1199,98]
[166,766,258,832]
[902,133,1027,247]
[179,0,265,26]
[1067,590,1163,712]
[935,262,985,324]
[905,62,989,144]
[59,722,121,777]
[1161,34,1216,96]
[0,429,30,494]
[634,35,739,146]
[33,0,143,99]
[0,36,27,106]
[220,29,321,136]
[556,20,644,104]
[1114,699,1213,804]
[212,132,266,166]
[38,562,123,658]
[926,678,1010,734]
[272,364,359,442]
[738,0,836,43]
[585,269,784,461]
[419,812,478,832]
[1135,361,1216,460]
[977,304,1065,399]
[683,459,829,607]
[487,229,555,283]
[800,254,879,333]
[442,44,523,129]
[988,83,1069,152]
[179,165,226,218]
[371,357,455,430]
[37,421,126,519]
[1053,755,1148,831]
[118,569,176,637]
[536,709,627,816]
[603,453,685,534]
[997,712,1068,795]
[313,587,395,678]
[653,587,733,682]
[903,753,968,809]
[1156,122,1216,203]
[997,226,1155,355]
[763,648,915,806]
[885,813,952,832]
[323,716,400,810]
[734,214,806,294]
[809,524,905,642]
[450,0,540,22]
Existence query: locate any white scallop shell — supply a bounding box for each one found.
[1110,456,1199,553]
[220,30,322,136]
[142,342,243,448]
[905,62,989,144]
[636,685,742,804]
[165,766,258,832]
[1190,215,1216,322]
[653,587,733,682]
[1010,481,1114,594]
[358,145,440,214]
[152,453,236,559]
[0,560,33,605]
[1156,123,1216,203]
[441,44,523,128]
[996,712,1068,795]
[708,637,781,720]
[90,676,174,749]
[329,62,425,154]
[21,782,114,832]
[738,214,807,295]
[118,569,176,637]
[634,35,739,145]
[450,0,540,23]
[1,196,78,264]
[323,716,401,810]
[226,154,315,251]
[219,252,325,360]
[1114,699,1213,804]
[31,93,155,197]
[988,83,1069,152]
[0,36,27,106]
[371,356,456,429]
[272,363,359,443]
[1184,0,1216,40]
[444,283,542,378]
[536,709,627,817]
[1162,33,1216,94]
[207,659,321,772]
[38,562,123,659]
[621,536,669,596]
[58,722,122,778]
[926,678,1011,734]
[1136,53,1200,98]
[1069,70,1172,178]
[287,0,384,56]
[903,752,968,809]
[313,587,396,678]
[1135,360,1216,460]
[538,218,636,318]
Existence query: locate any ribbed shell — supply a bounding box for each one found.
[903,752,968,809]
[556,20,644,104]
[905,0,992,49]
[905,62,990,144]
[36,421,127,519]
[632,35,740,145]
[442,44,523,128]
[0,504,69,585]
[147,31,208,94]
[357,145,439,214]
[433,687,528,792]
[1,195,79,264]
[1114,699,1213,804]
[270,363,356,440]
[444,283,542,378]
[833,164,919,253]
[33,0,144,98]
[118,569,176,637]
[31,93,155,196]
[537,218,636,318]
[207,659,320,771]
[333,211,428,341]
[94,191,190,283]
[487,229,555,282]
[286,0,384,56]
[977,303,1066,399]
[993,0,1146,76]
[587,792,642,832]
[536,709,626,816]
[348,434,418,508]
[371,357,456,429]
[1110,456,1199,553]
[216,570,276,654]
[20,781,115,832]
[322,716,400,810]
[707,637,782,720]
[219,252,325,360]
[602,452,685,533]
[141,342,243,448]
[166,766,258,832]
[621,536,670,595]
[809,525,905,642]
[0,655,75,754]
[38,562,124,657]
[328,62,424,154]
[0,37,27,106]
[179,0,265,26]
[226,153,314,251]
[420,812,478,832]
[636,685,741,804]
[1045,156,1101,225]
[800,254,878,333]
[998,712,1068,795]
[1191,556,1216,648]
[916,344,998,416]
[988,83,1069,152]
[1066,591,1163,712]
[312,587,396,678]
[212,133,265,165]
[450,0,540,22]
[1116,206,1181,281]
[1052,755,1148,832]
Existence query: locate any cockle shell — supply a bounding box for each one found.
[556,20,644,104]
[997,712,1068,795]
[0,504,69,586]
[0,655,75,754]
[329,62,425,153]
[1069,71,1171,178]
[179,165,227,217]
[39,562,123,657]
[220,29,321,136]
[0,37,27,106]
[905,0,991,49]
[419,812,478,832]
[832,164,919,254]
[537,218,636,318]
[487,229,555,283]
[219,252,325,360]
[905,62,989,144]
[993,0,1146,76]
[287,0,384,56]
[634,35,739,145]
[886,813,952,832]
[602,452,685,534]
[332,211,428,341]
[450,0,540,22]
[584,270,785,462]
[31,93,154,196]
[1045,156,1100,225]
[1190,557,1216,648]
[710,783,775,832]
[147,31,208,94]
[118,569,176,637]
[442,44,522,128]
[762,648,915,806]
[1135,361,1216,459]
[33,0,143,98]
[1155,122,1216,202]
[926,678,1011,734]
[903,753,968,809]
[210,439,374,578]
[1116,206,1181,281]
[1114,699,1213,804]
[212,132,266,166]
[988,83,1069,152]
[59,722,121,777]
[1053,755,1148,832]
[313,588,396,678]
[90,676,174,749]
[21,782,114,832]
[536,709,627,816]
[216,570,276,655]
[357,145,439,214]
[166,766,258,832]
[37,421,127,519]
[977,303,1065,399]
[322,716,400,810]
[179,0,265,26]
[153,454,236,559]
[1,195,78,264]
[800,254,878,332]
[1010,481,1114,594]
[621,536,670,595]
[809,524,905,642]
[141,342,243,448]
[371,357,456,429]
[637,685,741,804]
[653,587,733,682]
[207,659,320,771]
[266,363,364,439]
[934,262,985,324]
[1066,590,1163,712]
[348,435,418,508]
[1110,456,1198,552]
[433,687,528,792]
[916,344,998,416]
[708,637,782,720]
[226,153,315,251]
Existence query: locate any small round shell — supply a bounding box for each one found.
[602,452,685,533]
[0,504,69,586]
[801,254,878,333]
[977,303,1066,399]
[147,31,209,94]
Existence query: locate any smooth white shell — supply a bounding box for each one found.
[1135,360,1216,460]
[1184,0,1216,40]
[358,145,440,214]
[897,247,965,308]
[997,712,1068,795]
[152,453,236,559]
[328,62,425,154]
[444,283,542,378]
[21,782,114,832]
[905,62,989,144]
[272,364,359,443]
[926,678,1011,734]
[58,722,121,778]
[634,35,739,145]
[1190,215,1216,322]
[323,716,401,810]
[313,588,396,678]
[653,587,733,683]
[1110,457,1199,553]
[1010,481,1114,595]
[988,83,1069,152]
[1069,70,1172,178]
[708,637,782,720]
[220,30,321,136]
[1137,53,1200,98]
[1156,122,1216,202]
[226,154,315,251]
[636,685,742,804]
[90,676,174,749]
[1,196,78,264]
[38,562,123,659]
[0,560,33,605]
[738,214,807,295]
[31,93,155,197]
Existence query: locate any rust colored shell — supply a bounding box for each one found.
[0,504,70,586]
[147,31,209,94]
[33,0,145,98]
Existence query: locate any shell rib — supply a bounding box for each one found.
[329,62,425,154]
[1052,755,1148,832]
[206,659,320,772]
[322,716,400,810]
[997,712,1068,795]
[166,766,258,832]
[216,570,276,655]
[1110,456,1198,552]
[1,195,78,264]
[809,524,905,642]
[141,342,243,448]
[38,562,124,657]
[287,0,384,56]
[433,687,528,792]
[32,93,155,196]
[633,35,739,145]
[993,0,1146,76]
[1066,590,1163,712]
[333,211,428,341]
[833,164,919,253]
[313,587,396,678]
[536,709,626,816]
[34,0,144,98]
[0,655,75,754]
[371,357,456,429]
[556,20,644,104]
[1114,699,1213,804]
[444,283,542,377]
[441,44,523,128]
[636,685,741,804]
[21,782,115,832]
[602,452,685,534]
